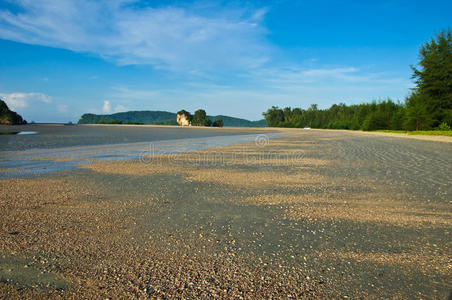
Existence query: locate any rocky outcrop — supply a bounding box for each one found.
[0,99,26,125]
[177,110,192,126]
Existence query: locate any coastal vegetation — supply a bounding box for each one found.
[212,119,224,127]
[192,109,212,126]
[0,99,26,125]
[79,110,265,127]
[177,109,218,127]
[263,30,452,132]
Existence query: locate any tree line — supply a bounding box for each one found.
[263,29,452,131]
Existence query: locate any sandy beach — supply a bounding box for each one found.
[1,128,451,298]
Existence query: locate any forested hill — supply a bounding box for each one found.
[78,111,267,127]
[0,99,26,125]
[208,115,267,127]
[78,111,177,125]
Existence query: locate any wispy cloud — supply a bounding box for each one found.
[105,65,412,120]
[250,66,413,91]
[0,0,269,72]
[0,1,414,122]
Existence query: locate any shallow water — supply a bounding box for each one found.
[0,124,270,151]
[0,129,284,178]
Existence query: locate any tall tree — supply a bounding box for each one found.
[404,92,432,130]
[410,29,452,127]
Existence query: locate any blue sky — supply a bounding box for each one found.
[0,0,451,122]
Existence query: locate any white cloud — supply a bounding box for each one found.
[0,92,79,123]
[102,100,112,114]
[0,0,269,72]
[0,92,51,110]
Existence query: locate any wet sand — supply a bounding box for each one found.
[1,129,451,298]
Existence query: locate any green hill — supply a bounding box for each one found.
[78,111,266,127]
[0,99,26,125]
[78,111,177,125]
[208,115,267,127]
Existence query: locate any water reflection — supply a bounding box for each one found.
[0,131,38,135]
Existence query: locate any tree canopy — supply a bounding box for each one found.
[192,109,211,126]
[408,29,452,128]
[263,100,406,130]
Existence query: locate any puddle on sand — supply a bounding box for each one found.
[0,254,70,291]
[0,131,38,135]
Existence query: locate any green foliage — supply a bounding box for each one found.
[437,122,451,131]
[78,111,177,124]
[150,119,178,125]
[361,114,380,131]
[404,93,433,130]
[0,99,26,125]
[263,100,406,131]
[263,29,452,132]
[79,110,265,127]
[124,121,144,125]
[208,115,266,127]
[177,109,190,116]
[98,119,122,124]
[262,106,285,127]
[410,29,452,127]
[192,109,210,126]
[212,119,224,127]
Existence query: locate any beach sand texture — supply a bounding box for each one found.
[1,129,451,298]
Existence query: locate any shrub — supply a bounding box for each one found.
[437,122,451,131]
